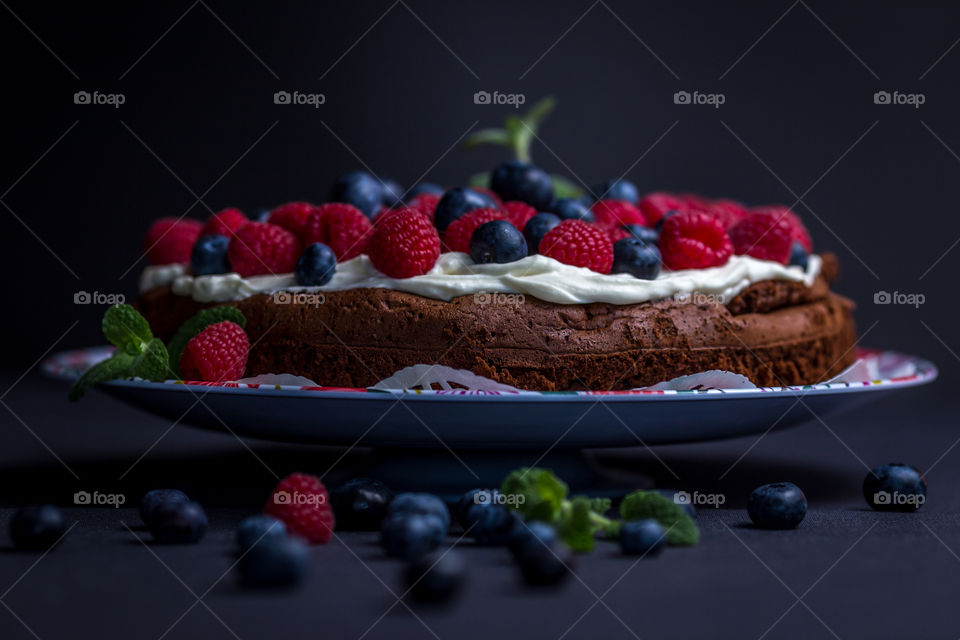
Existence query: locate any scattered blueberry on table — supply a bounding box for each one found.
[148,500,208,544]
[330,478,395,531]
[516,536,574,586]
[620,519,666,556]
[863,463,927,512]
[139,489,190,529]
[236,515,287,552]
[381,513,447,560]
[465,504,519,546]
[748,482,807,530]
[10,505,66,550]
[238,535,308,588]
[508,521,558,560]
[386,493,451,532]
[405,550,465,603]
[454,488,499,528]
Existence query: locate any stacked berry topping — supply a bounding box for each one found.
[141,166,814,287]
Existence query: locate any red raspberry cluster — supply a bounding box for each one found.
[142,184,813,282]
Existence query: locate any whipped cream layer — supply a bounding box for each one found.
[142,252,822,306]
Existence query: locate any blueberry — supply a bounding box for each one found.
[295,243,337,286]
[620,519,665,556]
[236,515,286,552]
[592,179,639,204]
[517,538,574,586]
[149,500,208,544]
[434,187,496,232]
[330,478,394,531]
[576,193,595,207]
[386,493,450,532]
[523,213,561,255]
[330,170,384,218]
[405,182,445,199]
[863,463,927,512]
[490,161,554,211]
[381,514,446,560]
[190,235,231,276]
[612,239,662,280]
[621,224,659,245]
[140,489,190,529]
[508,521,558,559]
[238,536,307,587]
[380,178,404,207]
[788,241,809,270]
[470,220,527,264]
[748,482,807,529]
[405,549,465,603]
[465,504,519,546]
[10,505,66,550]
[454,488,499,528]
[547,197,594,222]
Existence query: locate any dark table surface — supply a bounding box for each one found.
[0,370,956,640]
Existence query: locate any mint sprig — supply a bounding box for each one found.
[620,491,700,546]
[166,306,246,377]
[69,304,172,401]
[463,96,584,199]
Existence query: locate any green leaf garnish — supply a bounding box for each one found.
[463,95,557,163]
[69,352,135,401]
[558,496,596,552]
[132,338,171,381]
[70,304,173,401]
[550,175,584,199]
[166,306,246,377]
[620,491,700,546]
[102,304,152,355]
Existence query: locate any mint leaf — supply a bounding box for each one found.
[559,496,595,552]
[467,172,490,189]
[462,128,511,151]
[131,338,171,381]
[69,352,135,401]
[521,96,556,133]
[167,306,246,377]
[620,491,700,545]
[102,304,153,355]
[501,468,568,523]
[551,175,584,199]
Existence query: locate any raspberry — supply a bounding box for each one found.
[442,208,505,253]
[540,219,614,273]
[228,222,302,277]
[406,193,440,220]
[267,202,319,239]
[368,208,441,278]
[178,321,250,382]
[605,226,632,244]
[264,473,335,544]
[591,200,647,229]
[728,211,794,264]
[144,218,202,265]
[302,203,373,261]
[202,208,247,238]
[501,201,537,230]
[704,199,749,229]
[752,205,812,252]
[638,192,685,226]
[659,211,733,270]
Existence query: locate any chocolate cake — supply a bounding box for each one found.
[136,253,855,391]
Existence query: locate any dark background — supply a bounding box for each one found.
[2,2,960,639]
[1,0,957,384]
